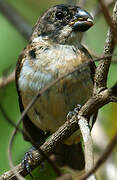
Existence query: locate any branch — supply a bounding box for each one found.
[98,0,117,45]
[0,53,116,89]
[83,44,117,61]
[0,71,15,88]
[94,0,117,92]
[0,0,32,40]
[92,121,117,180]
[78,116,96,180]
[76,1,117,179]
[77,129,117,180]
[1,82,117,179]
[7,62,92,180]
[1,61,117,179]
[0,104,62,180]
[91,0,115,18]
[7,54,117,179]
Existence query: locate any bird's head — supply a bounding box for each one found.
[32,4,94,45]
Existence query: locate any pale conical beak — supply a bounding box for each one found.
[70,8,94,32]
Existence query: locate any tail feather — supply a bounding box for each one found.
[54,142,85,170]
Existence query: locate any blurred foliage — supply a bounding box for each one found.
[0,0,117,179]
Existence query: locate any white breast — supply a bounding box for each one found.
[18,58,53,92]
[18,44,79,92]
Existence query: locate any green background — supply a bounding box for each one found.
[0,0,117,179]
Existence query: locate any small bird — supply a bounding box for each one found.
[16,4,95,171]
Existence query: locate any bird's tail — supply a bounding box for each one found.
[54,142,85,170]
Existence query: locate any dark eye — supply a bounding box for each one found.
[56,11,64,20]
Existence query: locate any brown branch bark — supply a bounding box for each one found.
[1,83,117,179]
[76,1,117,179]
[94,0,117,92]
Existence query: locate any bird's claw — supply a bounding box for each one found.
[67,104,81,120]
[22,149,35,177]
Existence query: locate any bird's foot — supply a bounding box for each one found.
[67,104,81,121]
[22,146,36,177]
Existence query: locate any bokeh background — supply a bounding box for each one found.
[0,0,117,179]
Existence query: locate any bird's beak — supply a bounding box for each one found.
[69,8,94,32]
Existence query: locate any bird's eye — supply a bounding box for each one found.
[56,11,64,20]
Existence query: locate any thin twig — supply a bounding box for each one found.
[0,57,116,180]
[92,121,117,180]
[0,104,62,180]
[1,84,117,179]
[76,1,117,179]
[0,0,32,40]
[77,131,117,180]
[9,54,117,132]
[98,0,117,45]
[7,62,93,179]
[0,71,15,88]
[7,62,96,179]
[78,116,96,180]
[6,53,117,179]
[10,61,93,144]
[0,54,116,89]
[91,0,115,18]
[94,2,117,91]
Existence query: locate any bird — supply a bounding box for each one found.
[15,4,95,171]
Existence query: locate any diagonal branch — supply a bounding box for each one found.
[77,1,117,179]
[91,0,115,18]
[0,0,32,40]
[1,83,117,179]
[7,62,93,180]
[94,0,117,92]
[0,71,15,88]
[98,0,117,45]
[0,85,117,180]
[0,104,62,180]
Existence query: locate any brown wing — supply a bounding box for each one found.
[80,45,96,80]
[80,45,98,129]
[15,48,49,144]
